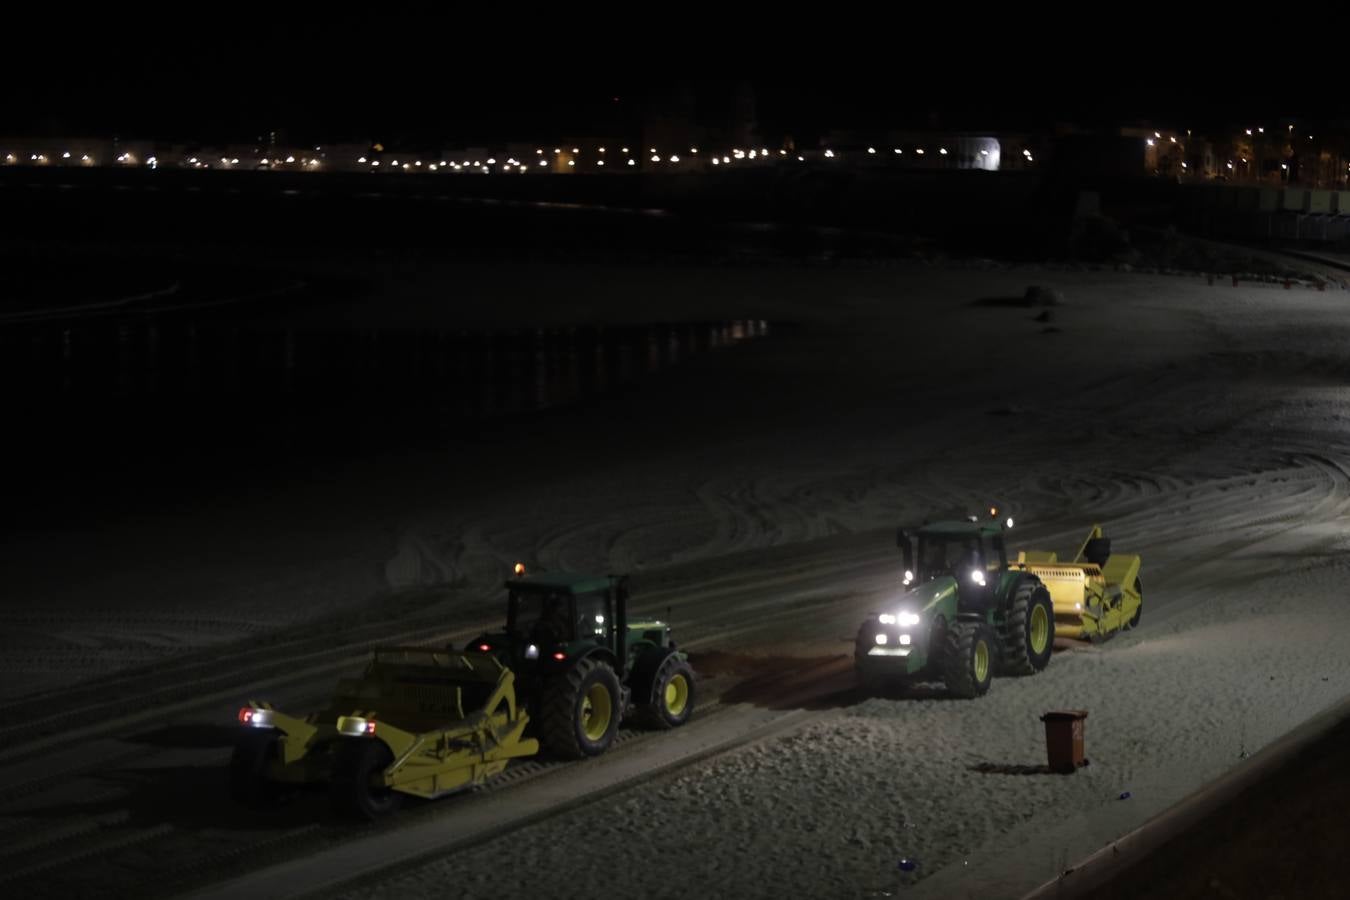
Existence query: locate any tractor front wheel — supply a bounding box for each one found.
[1002,580,1055,675]
[330,739,402,820]
[942,622,996,699]
[639,655,696,730]
[541,657,622,759]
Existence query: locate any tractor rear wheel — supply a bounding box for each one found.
[1124,577,1143,630]
[638,655,696,730]
[942,622,996,699]
[1001,580,1055,675]
[541,657,622,759]
[330,739,402,820]
[229,731,285,808]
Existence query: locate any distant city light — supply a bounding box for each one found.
[62,151,70,158]
[894,148,902,154]
[1146,139,1154,146]
[939,148,948,155]
[1245,129,1252,135]
[371,160,380,166]
[597,160,604,166]
[567,160,575,166]
[650,154,660,162]
[358,156,367,163]
[599,147,606,152]
[669,155,679,162]
[539,160,547,166]
[916,148,925,155]
[711,158,719,166]
[824,149,835,158]
[286,156,295,163]
[487,158,496,164]
[627,159,634,166]
[621,147,629,153]
[867,147,876,154]
[571,147,578,153]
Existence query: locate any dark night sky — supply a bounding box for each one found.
[6,17,1349,145]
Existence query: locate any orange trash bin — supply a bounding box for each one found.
[1041,710,1089,774]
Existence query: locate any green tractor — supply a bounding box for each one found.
[855,513,1054,698]
[466,565,696,758]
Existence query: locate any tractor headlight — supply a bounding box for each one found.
[970,569,986,586]
[899,634,912,645]
[875,633,888,645]
[902,569,914,585]
[879,613,897,625]
[897,611,920,627]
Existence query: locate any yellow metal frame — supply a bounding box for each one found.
[242,651,540,799]
[1014,525,1141,640]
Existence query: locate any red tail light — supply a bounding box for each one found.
[238,707,253,724]
[478,643,492,652]
[552,651,566,661]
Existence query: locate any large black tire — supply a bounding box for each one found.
[941,621,996,699]
[1124,577,1143,630]
[229,730,285,808]
[637,655,696,730]
[1001,580,1055,675]
[330,739,402,820]
[540,657,622,759]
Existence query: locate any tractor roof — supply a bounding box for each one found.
[915,520,1004,538]
[506,572,615,594]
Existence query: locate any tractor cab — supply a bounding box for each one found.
[492,571,632,678]
[899,519,1010,611]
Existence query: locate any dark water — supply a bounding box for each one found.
[6,318,768,417]
[3,318,771,492]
